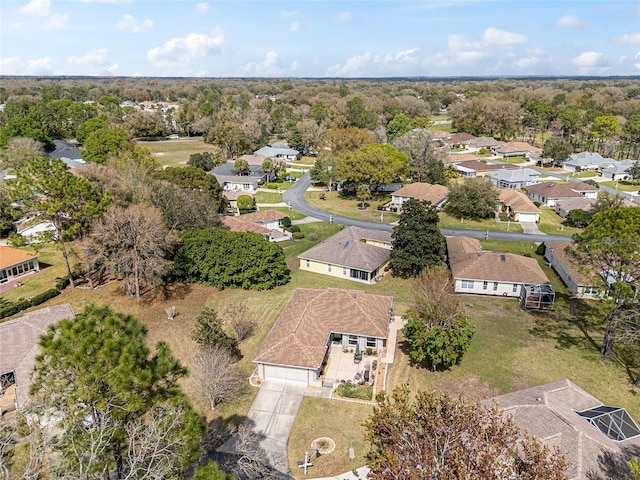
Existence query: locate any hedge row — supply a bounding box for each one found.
[0,276,71,320]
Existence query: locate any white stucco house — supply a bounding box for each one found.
[600,160,636,181]
[254,142,299,162]
[486,167,540,189]
[526,182,599,207]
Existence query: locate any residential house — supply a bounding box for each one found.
[543,242,602,299]
[0,246,40,286]
[491,141,542,158]
[446,132,477,149]
[554,197,597,219]
[223,190,253,211]
[44,140,87,170]
[388,182,449,210]
[209,161,272,192]
[298,226,392,284]
[601,159,636,181]
[488,379,640,480]
[254,142,299,162]
[446,236,550,298]
[446,153,481,164]
[497,189,540,223]
[453,160,518,178]
[15,217,57,242]
[486,167,540,189]
[526,181,598,207]
[239,154,267,166]
[467,136,500,151]
[0,304,75,412]
[253,288,393,386]
[223,210,291,242]
[562,152,612,173]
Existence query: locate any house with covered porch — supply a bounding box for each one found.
[253,288,393,386]
[0,246,40,286]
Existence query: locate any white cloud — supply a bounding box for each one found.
[514,56,539,68]
[45,13,69,30]
[279,11,296,19]
[289,21,300,32]
[69,48,110,66]
[0,56,55,75]
[482,27,527,46]
[325,47,421,76]
[572,51,607,68]
[117,14,153,33]
[147,31,224,68]
[334,11,352,22]
[557,14,587,27]
[79,0,130,3]
[195,2,209,14]
[20,0,50,17]
[242,51,299,76]
[615,32,640,45]
[12,21,32,29]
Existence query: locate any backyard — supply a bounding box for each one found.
[536,206,582,236]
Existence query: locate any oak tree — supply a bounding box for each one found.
[444,177,499,219]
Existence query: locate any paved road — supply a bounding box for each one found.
[283,172,572,243]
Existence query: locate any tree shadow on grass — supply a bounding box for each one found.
[141,282,192,305]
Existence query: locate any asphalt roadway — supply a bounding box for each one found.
[283,172,573,243]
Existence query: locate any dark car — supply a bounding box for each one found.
[282,175,297,182]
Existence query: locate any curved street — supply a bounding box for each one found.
[283,172,573,243]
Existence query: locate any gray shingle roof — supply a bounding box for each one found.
[44,140,82,160]
[487,167,539,183]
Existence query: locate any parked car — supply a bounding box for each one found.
[283,175,297,182]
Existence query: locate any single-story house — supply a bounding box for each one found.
[526,181,599,207]
[0,246,40,286]
[453,160,518,178]
[209,161,272,192]
[554,197,597,219]
[446,236,550,298]
[543,242,602,299]
[446,153,481,164]
[600,159,636,181]
[253,288,393,386]
[446,132,477,149]
[44,140,87,171]
[488,379,640,480]
[15,217,57,242]
[223,210,290,242]
[467,136,500,150]
[562,152,612,173]
[254,142,299,162]
[486,167,540,189]
[223,190,253,211]
[239,154,267,166]
[298,226,392,284]
[0,304,75,412]
[388,182,449,210]
[491,141,542,158]
[497,189,540,223]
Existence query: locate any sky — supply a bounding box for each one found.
[1,0,639,78]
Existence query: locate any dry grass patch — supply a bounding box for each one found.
[138,137,214,167]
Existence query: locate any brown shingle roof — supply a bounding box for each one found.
[240,154,266,166]
[0,246,38,269]
[238,210,285,223]
[253,288,392,369]
[446,236,549,284]
[0,304,75,409]
[494,141,542,156]
[526,181,598,199]
[222,216,270,235]
[544,241,595,285]
[392,182,449,205]
[298,226,391,272]
[449,132,477,144]
[498,189,540,213]
[488,379,640,480]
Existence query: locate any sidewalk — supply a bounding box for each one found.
[308,466,370,480]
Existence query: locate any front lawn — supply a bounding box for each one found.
[304,191,400,224]
[573,171,600,178]
[264,207,307,221]
[254,191,284,204]
[600,180,640,192]
[137,137,214,167]
[537,206,582,236]
[500,155,529,164]
[438,212,524,233]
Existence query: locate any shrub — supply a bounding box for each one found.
[292,231,305,239]
[308,232,318,241]
[282,216,292,228]
[237,195,255,212]
[336,383,373,400]
[30,288,61,305]
[288,225,301,233]
[266,183,278,189]
[375,392,386,403]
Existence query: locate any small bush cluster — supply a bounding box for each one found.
[336,382,373,400]
[266,183,278,189]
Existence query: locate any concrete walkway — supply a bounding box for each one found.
[218,380,306,474]
[382,315,406,364]
[308,466,370,480]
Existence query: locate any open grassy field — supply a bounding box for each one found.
[305,191,400,224]
[600,180,640,192]
[438,212,524,233]
[573,171,600,178]
[537,206,582,236]
[137,137,214,167]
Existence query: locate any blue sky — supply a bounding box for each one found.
[1,0,639,77]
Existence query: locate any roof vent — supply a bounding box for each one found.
[500,254,506,262]
[344,241,350,248]
[352,293,357,299]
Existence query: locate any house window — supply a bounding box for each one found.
[512,283,518,293]
[348,335,358,346]
[461,280,474,289]
[483,281,488,290]
[343,266,347,275]
[328,264,332,273]
[493,282,498,291]
[584,286,598,295]
[350,269,369,281]
[366,337,377,348]
[306,260,310,268]
[242,183,250,190]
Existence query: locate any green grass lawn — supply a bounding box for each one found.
[438,212,524,233]
[254,191,284,204]
[264,206,306,221]
[429,124,454,133]
[137,137,214,167]
[1,245,67,304]
[600,180,640,192]
[573,171,600,178]
[500,155,529,164]
[305,191,400,224]
[537,206,582,236]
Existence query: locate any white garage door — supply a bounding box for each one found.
[263,364,308,384]
[519,212,538,223]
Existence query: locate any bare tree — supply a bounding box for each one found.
[224,304,256,342]
[232,425,274,480]
[192,345,244,411]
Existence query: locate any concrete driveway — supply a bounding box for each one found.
[244,380,306,472]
